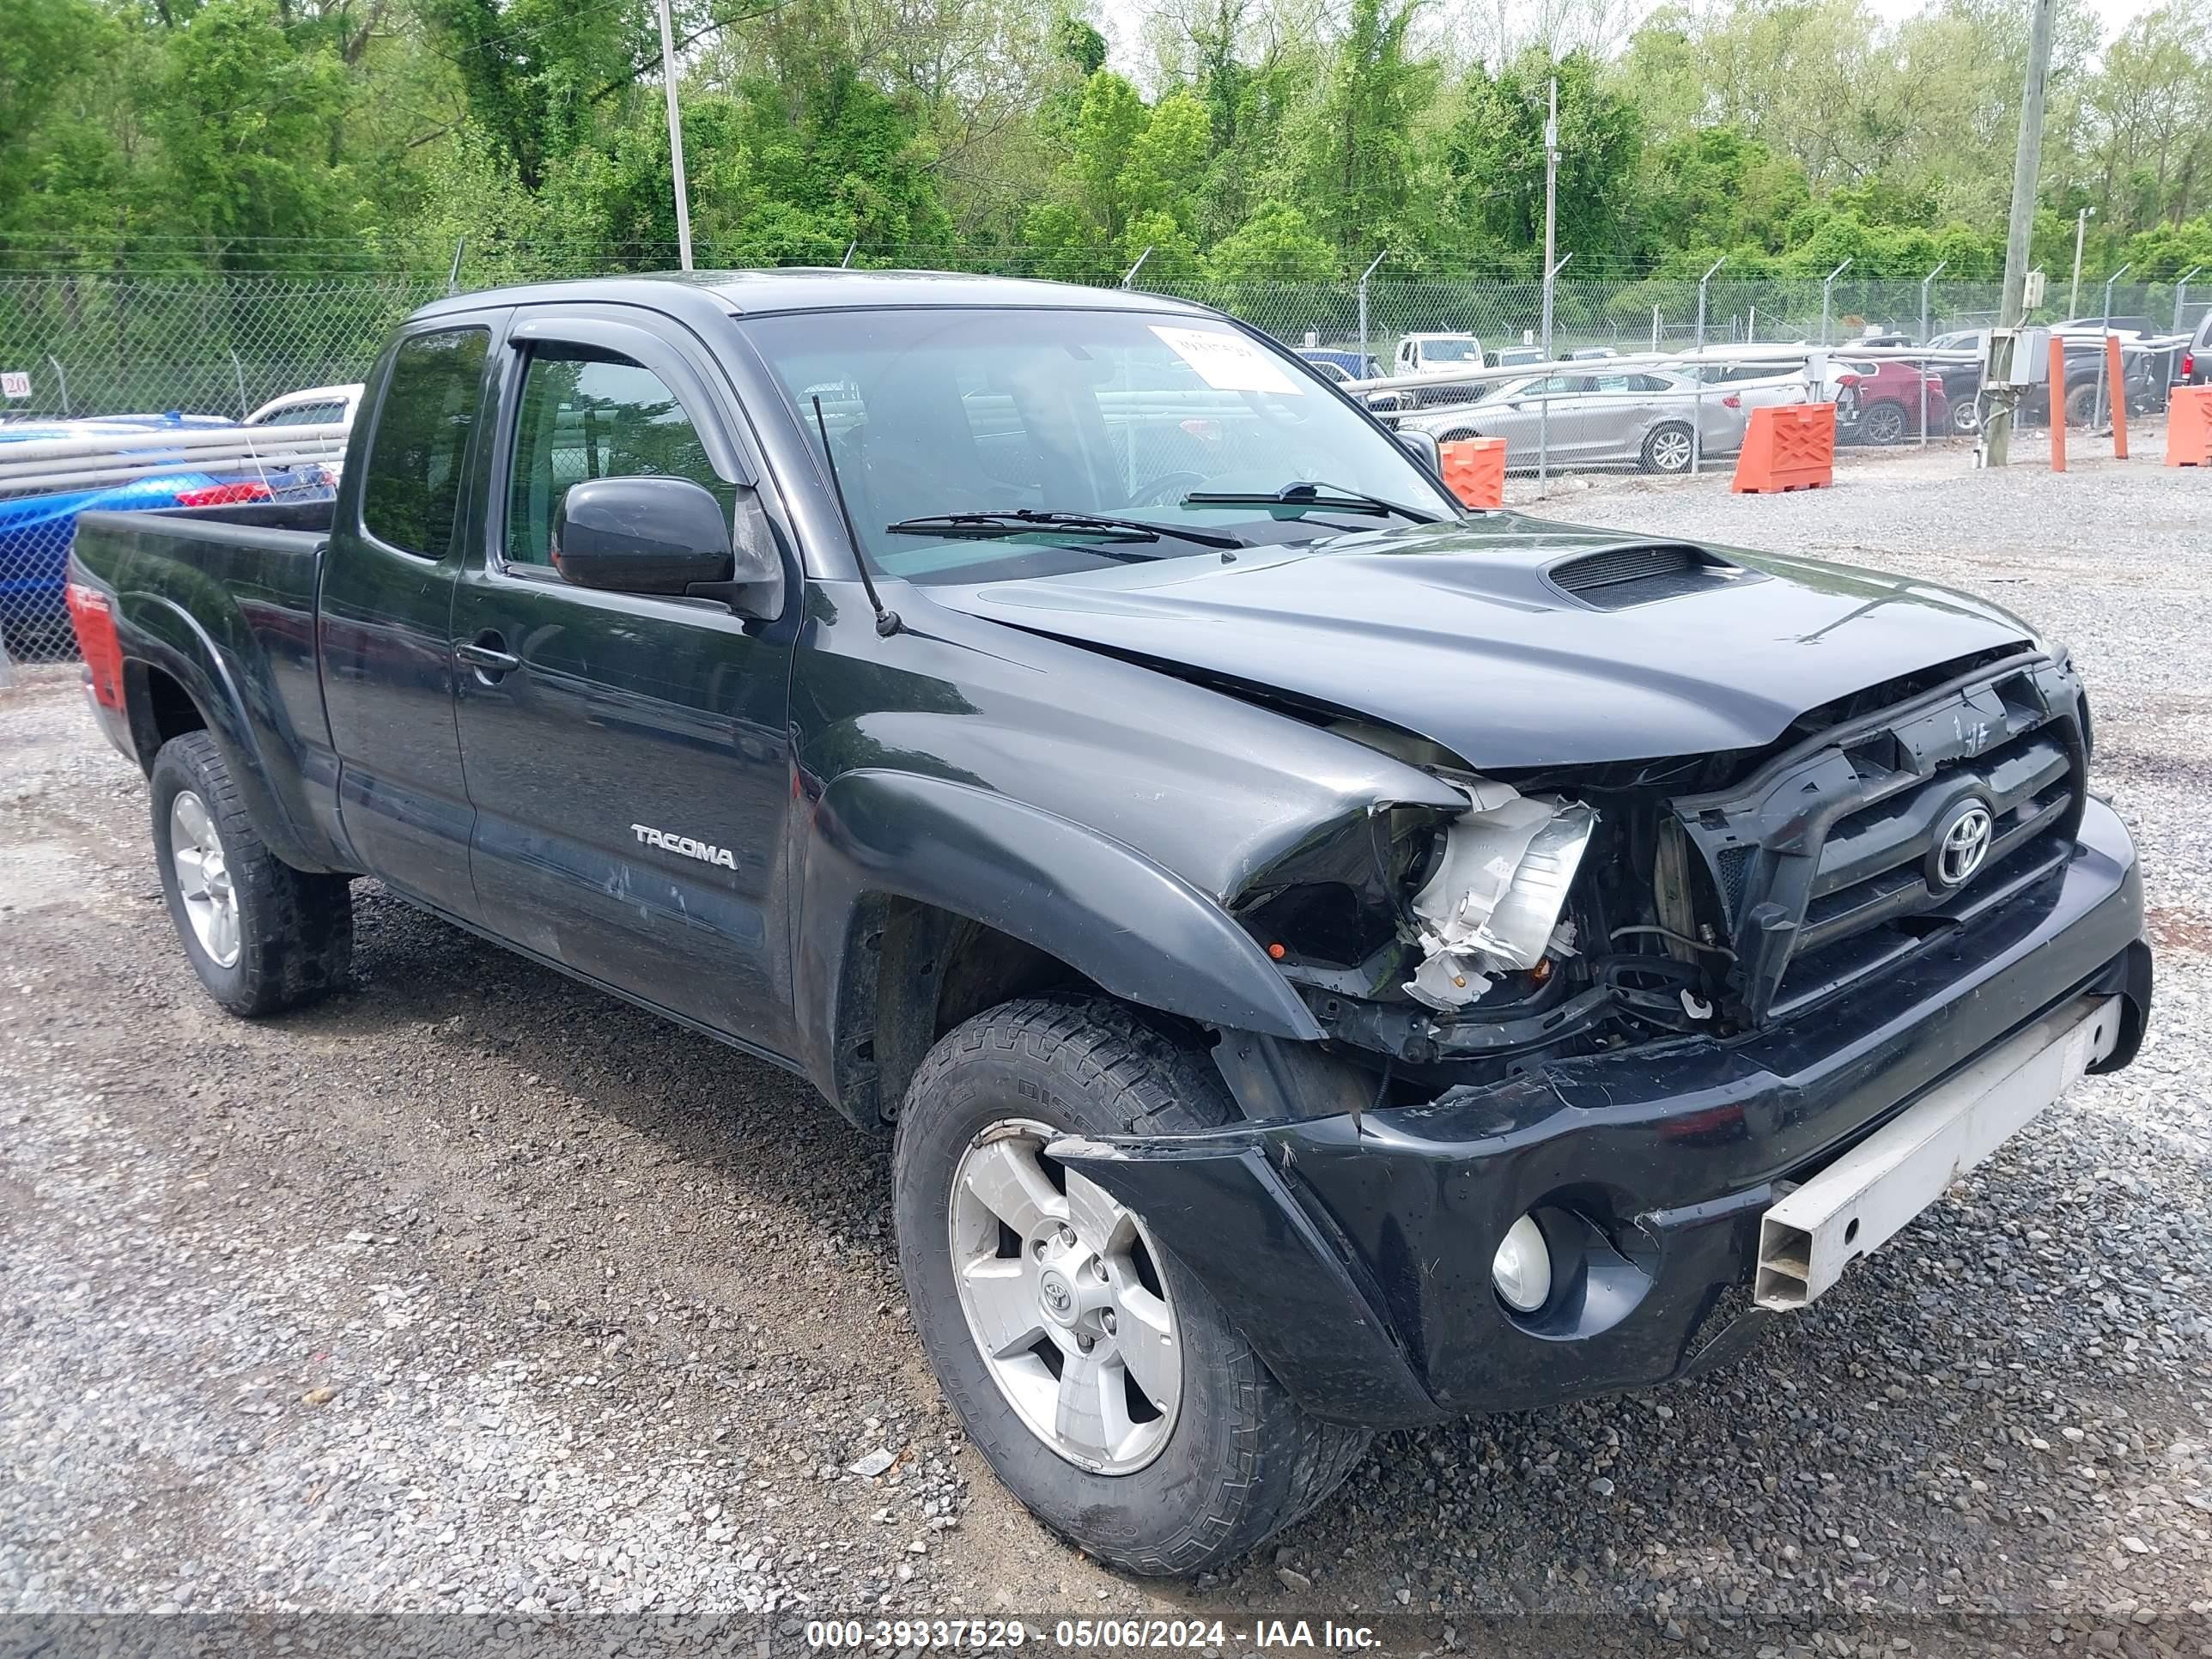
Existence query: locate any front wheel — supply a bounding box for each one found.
[1950,398,1982,435]
[893,998,1369,1576]
[1640,421,1696,473]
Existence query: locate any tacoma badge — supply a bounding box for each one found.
[631,823,738,870]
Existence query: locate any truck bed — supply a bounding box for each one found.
[69,497,346,876]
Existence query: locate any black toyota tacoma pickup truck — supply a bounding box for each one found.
[67,272,2152,1575]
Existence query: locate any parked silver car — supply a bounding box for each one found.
[1401,368,1748,472]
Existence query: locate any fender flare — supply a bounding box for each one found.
[117,591,335,874]
[794,769,1323,1108]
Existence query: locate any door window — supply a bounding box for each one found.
[362,328,489,558]
[504,345,730,568]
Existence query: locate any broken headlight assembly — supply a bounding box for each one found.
[1401,779,1595,1012]
[1237,756,1737,1073]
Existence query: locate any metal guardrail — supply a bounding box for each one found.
[0,421,352,500]
[0,418,349,654]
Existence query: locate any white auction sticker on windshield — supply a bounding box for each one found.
[1149,325,1304,395]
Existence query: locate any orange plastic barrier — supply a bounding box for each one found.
[2106,334,2130,459]
[1730,403,1835,494]
[1439,436,1506,508]
[2050,336,2067,472]
[2168,386,2212,467]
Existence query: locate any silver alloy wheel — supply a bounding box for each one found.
[169,790,240,969]
[948,1118,1182,1474]
[1650,426,1694,471]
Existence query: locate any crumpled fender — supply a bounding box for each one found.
[795,769,1324,1102]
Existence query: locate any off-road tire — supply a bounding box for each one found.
[893,996,1370,1576]
[149,732,353,1016]
[2063,380,2102,428]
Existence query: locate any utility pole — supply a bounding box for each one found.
[1695,256,1725,349]
[1358,251,1388,371]
[2069,207,2094,313]
[656,0,694,271]
[1981,0,2057,467]
[1540,76,1559,359]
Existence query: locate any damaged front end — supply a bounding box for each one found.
[1230,722,1744,1092]
[1057,655,2148,1426]
[1227,648,2112,1097]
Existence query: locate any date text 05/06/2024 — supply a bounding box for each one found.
[801,1620,1382,1650]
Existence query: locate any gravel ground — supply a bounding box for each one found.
[3,444,2210,1655]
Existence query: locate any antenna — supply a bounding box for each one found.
[811,395,901,638]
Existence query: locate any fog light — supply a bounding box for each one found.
[1492,1213,1553,1313]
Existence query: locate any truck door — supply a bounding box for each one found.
[449,310,797,1054]
[319,314,507,921]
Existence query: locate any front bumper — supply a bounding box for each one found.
[1058,797,2151,1428]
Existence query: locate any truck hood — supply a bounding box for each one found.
[925,514,2039,769]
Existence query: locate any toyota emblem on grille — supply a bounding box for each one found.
[1931,799,1995,889]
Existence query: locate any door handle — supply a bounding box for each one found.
[457,632,521,680]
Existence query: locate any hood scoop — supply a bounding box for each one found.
[1547,541,1753,610]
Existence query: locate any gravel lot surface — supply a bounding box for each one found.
[3,445,2209,1655]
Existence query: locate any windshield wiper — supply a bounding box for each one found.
[1181,480,1439,524]
[884,509,1244,550]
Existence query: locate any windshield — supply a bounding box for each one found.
[743,307,1455,586]
[1417,338,1481,362]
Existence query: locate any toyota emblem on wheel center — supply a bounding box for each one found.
[1931,799,1995,889]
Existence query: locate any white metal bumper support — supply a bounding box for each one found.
[1754,995,2121,1310]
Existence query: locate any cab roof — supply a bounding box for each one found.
[410,269,1222,325]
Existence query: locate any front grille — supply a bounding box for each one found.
[1671,653,2087,1023]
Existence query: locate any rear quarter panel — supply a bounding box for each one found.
[71,507,352,872]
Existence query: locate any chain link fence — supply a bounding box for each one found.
[1235,275,2210,366]
[4,262,2207,657]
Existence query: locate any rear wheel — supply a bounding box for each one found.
[1950,398,1982,435]
[150,732,353,1016]
[893,997,1369,1576]
[1859,400,1907,445]
[1641,422,1696,473]
[2063,380,2102,428]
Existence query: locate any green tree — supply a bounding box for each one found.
[1206,202,1337,284]
[1444,51,1642,265]
[157,0,359,265]
[1302,0,1433,251]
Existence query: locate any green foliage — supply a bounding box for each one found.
[1205,203,1336,284]
[4,0,2210,301]
[1444,51,1640,264]
[1300,0,1434,249]
[155,0,357,265]
[1052,15,1108,76]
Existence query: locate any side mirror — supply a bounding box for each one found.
[554,476,783,617]
[1395,428,1441,471]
